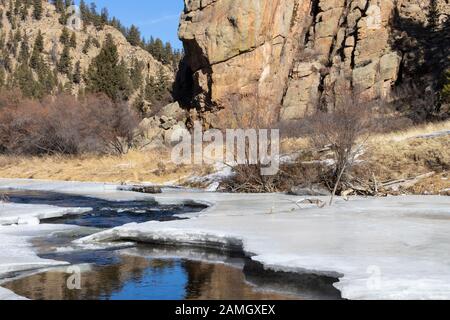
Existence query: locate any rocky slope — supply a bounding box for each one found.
[0,1,170,97]
[175,0,449,125]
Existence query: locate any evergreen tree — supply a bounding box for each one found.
[73,60,81,84]
[60,26,70,45]
[0,67,5,88]
[33,0,42,20]
[13,62,39,98]
[30,46,41,69]
[79,0,89,22]
[34,30,44,53]
[126,25,141,47]
[58,43,72,75]
[20,1,28,21]
[82,36,91,54]
[428,0,440,31]
[69,32,77,48]
[86,34,130,101]
[18,34,30,64]
[100,7,109,26]
[130,58,144,90]
[53,0,64,14]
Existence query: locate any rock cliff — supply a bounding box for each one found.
[175,0,449,125]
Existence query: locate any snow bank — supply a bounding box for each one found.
[0,224,73,276]
[0,287,27,300]
[78,193,450,300]
[2,179,450,300]
[0,223,77,300]
[0,202,92,226]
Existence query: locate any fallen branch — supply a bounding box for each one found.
[380,172,436,191]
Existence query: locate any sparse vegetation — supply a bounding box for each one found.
[305,93,377,204]
[0,90,138,156]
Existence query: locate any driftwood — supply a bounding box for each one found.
[380,172,435,191]
[118,185,163,194]
[340,172,436,199]
[285,198,326,209]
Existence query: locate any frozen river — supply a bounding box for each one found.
[1,179,450,300]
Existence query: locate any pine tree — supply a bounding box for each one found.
[126,25,141,47]
[58,43,72,75]
[87,34,130,101]
[13,62,39,98]
[100,7,109,26]
[18,34,30,64]
[20,1,28,21]
[34,30,44,53]
[82,36,91,54]
[30,31,44,70]
[130,58,144,90]
[33,0,42,20]
[53,0,65,13]
[73,60,81,84]
[30,46,41,69]
[428,0,440,31]
[79,0,89,23]
[69,32,77,48]
[60,26,70,45]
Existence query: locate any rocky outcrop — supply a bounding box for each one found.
[176,0,449,125]
[135,101,188,149]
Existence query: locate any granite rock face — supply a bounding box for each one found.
[176,0,449,125]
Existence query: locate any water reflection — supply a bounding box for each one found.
[2,253,297,300]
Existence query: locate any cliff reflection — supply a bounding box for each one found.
[3,254,297,300]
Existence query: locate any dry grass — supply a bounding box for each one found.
[372,120,450,143]
[0,121,448,194]
[276,120,450,195]
[366,136,450,181]
[0,148,209,185]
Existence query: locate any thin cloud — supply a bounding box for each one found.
[137,14,180,26]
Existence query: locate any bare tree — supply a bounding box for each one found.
[215,92,281,193]
[306,92,376,205]
[0,92,138,156]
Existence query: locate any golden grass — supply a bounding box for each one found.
[0,148,209,185]
[277,120,450,194]
[367,136,449,181]
[0,121,448,194]
[371,119,450,143]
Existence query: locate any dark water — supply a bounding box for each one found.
[2,246,312,300]
[0,190,341,300]
[3,190,206,228]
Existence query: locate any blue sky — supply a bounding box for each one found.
[77,1,184,49]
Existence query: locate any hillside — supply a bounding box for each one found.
[0,0,174,113]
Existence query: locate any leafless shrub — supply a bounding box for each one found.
[305,91,378,204]
[0,92,138,156]
[214,92,280,193]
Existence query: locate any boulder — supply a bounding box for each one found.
[158,102,186,121]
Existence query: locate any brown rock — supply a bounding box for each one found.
[176,0,449,124]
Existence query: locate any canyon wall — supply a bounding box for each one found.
[175,0,449,125]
